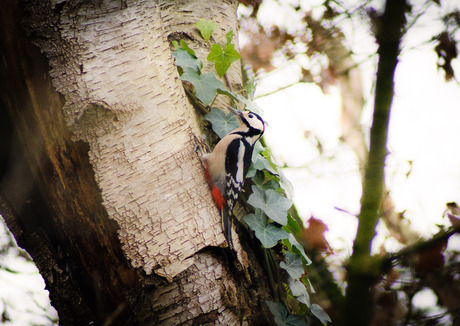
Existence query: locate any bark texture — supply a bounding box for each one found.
[0,0,273,324]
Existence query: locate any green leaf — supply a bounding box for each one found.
[207,43,241,77]
[244,212,289,248]
[266,301,309,326]
[204,107,238,138]
[266,301,288,325]
[252,154,279,175]
[216,87,238,101]
[311,304,332,325]
[288,234,312,265]
[298,294,311,308]
[235,93,263,114]
[288,277,311,307]
[248,143,279,176]
[253,177,279,192]
[247,186,291,225]
[225,29,235,44]
[279,170,294,199]
[180,68,226,105]
[289,277,305,297]
[285,214,302,236]
[172,48,202,73]
[280,252,304,279]
[306,277,316,294]
[179,39,196,56]
[194,19,217,41]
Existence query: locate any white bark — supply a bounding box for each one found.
[36,0,238,281]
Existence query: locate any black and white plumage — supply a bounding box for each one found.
[202,107,265,248]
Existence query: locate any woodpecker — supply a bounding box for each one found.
[202,107,265,249]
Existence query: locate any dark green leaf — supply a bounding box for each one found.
[194,19,217,41]
[266,301,288,325]
[280,252,304,279]
[172,49,202,73]
[247,186,291,225]
[204,108,238,138]
[283,314,309,326]
[311,304,332,325]
[244,212,289,248]
[207,43,241,77]
[181,68,226,105]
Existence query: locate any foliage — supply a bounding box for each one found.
[172,19,330,325]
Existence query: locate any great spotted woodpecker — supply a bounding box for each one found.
[202,107,265,248]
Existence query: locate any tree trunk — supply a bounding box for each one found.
[0,1,273,325]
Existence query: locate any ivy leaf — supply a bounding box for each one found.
[266,301,309,326]
[172,49,202,74]
[288,277,305,297]
[306,277,316,294]
[249,142,278,176]
[207,43,241,77]
[288,277,311,307]
[225,29,235,44]
[204,107,238,138]
[285,214,302,236]
[179,39,196,56]
[280,252,304,279]
[244,212,289,248]
[181,68,226,105]
[288,234,312,265]
[216,87,238,101]
[235,94,263,114]
[247,186,291,225]
[252,154,279,176]
[298,294,311,308]
[266,301,288,325]
[253,177,279,192]
[289,277,310,308]
[194,19,217,41]
[311,304,332,325]
[279,170,294,199]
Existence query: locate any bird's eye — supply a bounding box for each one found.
[248,113,254,119]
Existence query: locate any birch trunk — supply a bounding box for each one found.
[0,0,273,324]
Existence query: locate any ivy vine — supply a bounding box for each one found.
[171,19,331,326]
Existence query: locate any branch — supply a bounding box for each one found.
[388,226,460,263]
[343,0,409,325]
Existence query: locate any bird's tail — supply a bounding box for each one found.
[222,206,233,249]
